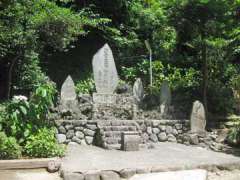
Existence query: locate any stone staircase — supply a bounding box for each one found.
[97,120,140,150]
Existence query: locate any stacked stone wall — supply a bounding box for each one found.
[55,119,189,145]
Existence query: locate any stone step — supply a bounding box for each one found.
[105,137,121,144]
[103,126,137,131]
[104,131,122,138]
[97,121,138,127]
[104,131,140,137]
[105,144,121,150]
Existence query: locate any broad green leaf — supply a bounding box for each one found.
[19,105,27,115]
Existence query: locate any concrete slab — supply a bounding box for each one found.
[61,142,240,174]
[129,169,207,180]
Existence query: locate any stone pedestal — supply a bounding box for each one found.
[121,132,141,151]
[93,93,117,104]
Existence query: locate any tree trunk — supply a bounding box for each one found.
[6,56,19,99]
[0,62,8,101]
[201,31,208,119]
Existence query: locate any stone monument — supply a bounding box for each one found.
[61,75,77,102]
[133,78,144,103]
[190,100,206,133]
[59,75,81,119]
[92,44,119,104]
[160,80,171,115]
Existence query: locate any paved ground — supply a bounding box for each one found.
[61,142,240,173]
[208,170,240,180]
[0,169,61,180]
[129,169,208,180]
[129,170,240,180]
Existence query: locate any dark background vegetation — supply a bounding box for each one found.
[0,0,240,117]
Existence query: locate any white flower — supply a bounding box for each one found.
[13,95,28,101]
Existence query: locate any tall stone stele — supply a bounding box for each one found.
[133,78,144,104]
[92,44,119,104]
[159,80,171,114]
[190,100,206,133]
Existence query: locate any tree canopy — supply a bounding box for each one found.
[0,0,240,116]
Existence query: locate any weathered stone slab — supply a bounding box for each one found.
[92,44,119,94]
[133,78,144,103]
[61,75,77,101]
[92,93,117,104]
[190,101,206,133]
[129,169,207,180]
[121,132,141,151]
[160,80,171,105]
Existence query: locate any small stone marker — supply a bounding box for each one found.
[61,75,77,101]
[92,43,119,94]
[121,132,141,151]
[129,169,207,180]
[160,80,171,105]
[190,100,206,133]
[133,78,144,103]
[159,80,171,115]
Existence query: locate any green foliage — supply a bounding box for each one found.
[0,102,7,131]
[231,75,240,92]
[24,128,65,158]
[227,117,240,145]
[29,82,57,122]
[4,97,31,143]
[121,59,149,85]
[14,50,46,91]
[0,0,239,134]
[151,61,200,93]
[121,60,200,93]
[2,82,57,144]
[0,132,22,159]
[75,77,95,94]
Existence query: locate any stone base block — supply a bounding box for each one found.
[121,132,141,151]
[93,93,117,104]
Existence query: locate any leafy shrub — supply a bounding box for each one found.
[0,102,7,131]
[0,132,22,159]
[2,82,57,144]
[13,50,46,92]
[121,59,200,93]
[24,128,65,158]
[230,75,240,114]
[227,128,240,146]
[75,77,95,94]
[29,81,57,123]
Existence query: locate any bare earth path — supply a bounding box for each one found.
[61,142,240,173]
